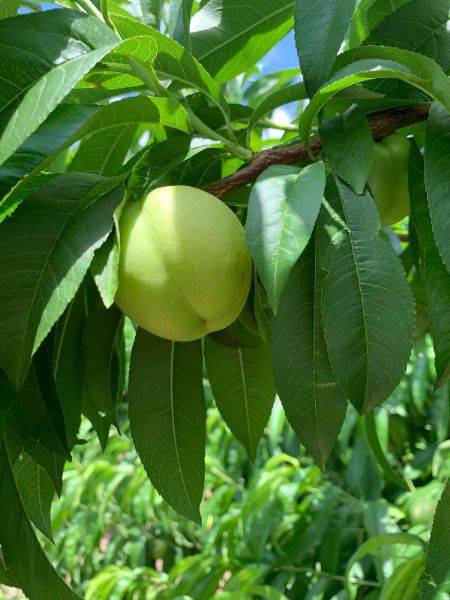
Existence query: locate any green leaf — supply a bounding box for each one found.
[425,103,450,274]
[247,83,306,144]
[24,439,65,497]
[34,335,70,457]
[69,124,138,176]
[52,289,87,449]
[345,533,425,599]
[1,96,188,220]
[320,178,415,413]
[0,430,80,599]
[271,235,347,469]
[410,142,450,389]
[204,336,275,461]
[294,0,358,97]
[364,411,411,490]
[365,0,450,72]
[299,46,450,146]
[14,453,55,541]
[0,104,98,200]
[83,300,124,427]
[0,0,18,18]
[91,230,121,309]
[246,162,325,311]
[0,9,119,165]
[168,0,194,50]
[421,480,450,598]
[320,105,374,194]
[0,367,66,459]
[190,0,295,83]
[0,174,122,390]
[0,394,80,600]
[112,15,229,122]
[128,330,205,523]
[254,277,274,343]
[128,134,219,199]
[380,553,425,600]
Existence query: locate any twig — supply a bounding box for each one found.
[203,104,430,198]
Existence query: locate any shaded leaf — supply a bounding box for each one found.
[205,336,275,461]
[424,103,450,274]
[52,289,87,448]
[69,124,138,176]
[191,0,294,83]
[320,178,414,413]
[410,142,450,388]
[294,0,358,96]
[83,300,124,427]
[299,45,450,147]
[14,453,55,541]
[365,0,450,72]
[128,330,205,522]
[271,235,347,469]
[168,0,194,50]
[246,162,325,311]
[421,480,450,598]
[91,230,121,309]
[0,174,122,390]
[247,83,306,144]
[0,405,80,599]
[320,105,374,194]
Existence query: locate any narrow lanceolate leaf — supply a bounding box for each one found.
[365,0,450,72]
[320,178,415,413]
[410,143,450,389]
[0,174,122,390]
[421,481,450,599]
[91,231,121,309]
[294,0,358,97]
[191,0,294,83]
[271,235,347,470]
[83,301,124,426]
[205,337,276,461]
[52,289,87,448]
[128,330,205,523]
[299,46,450,147]
[246,163,325,311]
[0,104,98,200]
[0,434,80,599]
[0,9,119,164]
[68,124,138,176]
[425,103,450,274]
[13,453,55,541]
[319,105,373,194]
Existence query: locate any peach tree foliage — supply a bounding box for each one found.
[0,0,449,598]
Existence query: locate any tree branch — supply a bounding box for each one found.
[203,103,430,199]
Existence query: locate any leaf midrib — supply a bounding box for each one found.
[169,342,197,515]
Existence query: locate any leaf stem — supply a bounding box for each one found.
[365,410,414,491]
[184,105,252,162]
[100,0,115,29]
[75,0,104,21]
[281,565,380,588]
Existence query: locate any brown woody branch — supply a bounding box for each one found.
[203,104,430,199]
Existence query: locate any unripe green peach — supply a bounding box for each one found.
[367,133,411,226]
[115,185,252,341]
